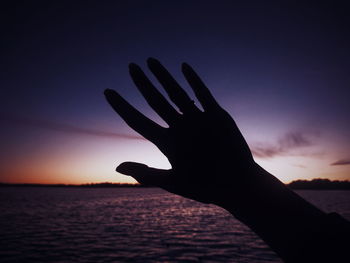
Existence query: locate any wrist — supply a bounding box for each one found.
[217,164,328,260]
[221,163,324,218]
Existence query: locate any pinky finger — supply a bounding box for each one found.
[104,89,165,144]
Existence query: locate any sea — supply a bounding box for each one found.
[0,187,349,262]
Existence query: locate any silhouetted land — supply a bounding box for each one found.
[0,182,146,188]
[287,178,350,190]
[0,179,349,189]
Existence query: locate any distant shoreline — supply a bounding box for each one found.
[0,182,146,188]
[0,179,349,190]
[287,178,350,190]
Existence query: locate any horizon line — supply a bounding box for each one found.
[1,178,349,186]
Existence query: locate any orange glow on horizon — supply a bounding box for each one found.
[1,127,349,185]
[2,144,349,185]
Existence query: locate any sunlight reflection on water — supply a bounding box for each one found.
[0,187,349,262]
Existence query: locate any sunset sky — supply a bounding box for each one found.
[1,1,349,184]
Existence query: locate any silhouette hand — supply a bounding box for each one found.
[105,58,258,206]
[105,59,349,262]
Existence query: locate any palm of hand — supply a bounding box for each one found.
[105,58,255,204]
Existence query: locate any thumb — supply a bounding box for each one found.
[116,162,171,187]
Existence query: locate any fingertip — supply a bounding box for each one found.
[116,162,148,175]
[147,57,159,65]
[104,89,120,102]
[182,63,193,72]
[181,63,189,72]
[128,63,139,70]
[104,89,114,96]
[116,163,129,175]
[104,89,125,108]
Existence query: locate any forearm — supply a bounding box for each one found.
[220,164,349,262]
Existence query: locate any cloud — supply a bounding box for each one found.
[251,131,315,159]
[0,113,144,140]
[292,164,306,168]
[278,132,313,148]
[251,145,280,158]
[0,114,321,159]
[331,159,350,166]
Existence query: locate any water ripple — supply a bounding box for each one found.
[1,187,348,262]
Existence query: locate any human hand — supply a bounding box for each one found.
[104,59,349,263]
[104,58,259,206]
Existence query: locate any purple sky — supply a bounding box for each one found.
[1,1,349,184]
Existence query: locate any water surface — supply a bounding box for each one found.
[0,187,349,262]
